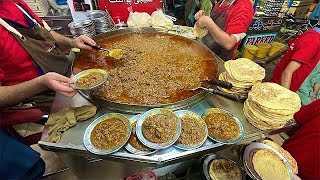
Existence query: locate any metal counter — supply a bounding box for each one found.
[38,93,269,163]
[38,92,295,179]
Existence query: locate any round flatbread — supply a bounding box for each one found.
[193,22,208,38]
[261,140,298,174]
[127,12,152,27]
[219,72,254,89]
[248,83,301,113]
[243,102,286,130]
[224,58,265,83]
[151,11,173,30]
[209,159,242,180]
[245,100,293,123]
[252,149,291,180]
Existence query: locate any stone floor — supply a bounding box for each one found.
[30,57,284,179]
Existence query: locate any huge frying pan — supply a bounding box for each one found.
[72,27,232,113]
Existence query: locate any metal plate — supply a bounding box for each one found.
[136,108,182,150]
[203,154,245,180]
[173,110,208,150]
[70,69,109,90]
[202,108,244,144]
[83,113,131,155]
[125,114,158,155]
[243,142,294,180]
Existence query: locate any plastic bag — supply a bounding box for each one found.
[127,12,152,27]
[151,10,174,30]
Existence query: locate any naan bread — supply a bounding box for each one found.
[253,149,291,180]
[193,22,208,38]
[224,58,265,83]
[261,140,298,174]
[209,159,242,180]
[151,11,173,30]
[127,12,151,27]
[217,58,265,99]
[248,82,301,113]
[243,103,286,130]
[243,83,300,131]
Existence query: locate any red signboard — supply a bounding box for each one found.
[97,0,163,24]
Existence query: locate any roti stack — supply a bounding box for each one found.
[244,82,301,130]
[218,58,265,99]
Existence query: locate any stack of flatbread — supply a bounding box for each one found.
[218,58,265,98]
[244,82,301,130]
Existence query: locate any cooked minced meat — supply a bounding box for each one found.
[75,33,216,105]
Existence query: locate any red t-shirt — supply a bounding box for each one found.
[270,30,320,92]
[0,0,43,86]
[214,0,254,58]
[282,100,320,180]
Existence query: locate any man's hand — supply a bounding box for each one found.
[195,10,205,21]
[40,72,77,97]
[70,35,96,50]
[197,16,212,28]
[313,83,320,93]
[311,83,320,102]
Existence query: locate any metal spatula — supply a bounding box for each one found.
[191,86,241,101]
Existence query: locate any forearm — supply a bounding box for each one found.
[280,72,293,89]
[0,77,47,108]
[206,20,236,50]
[50,31,74,47]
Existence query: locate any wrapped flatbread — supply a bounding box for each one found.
[127,12,151,27]
[151,10,173,30]
[193,22,208,38]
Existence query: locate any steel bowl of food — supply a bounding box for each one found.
[136,108,181,150]
[203,154,245,180]
[70,68,109,90]
[125,114,158,155]
[83,113,131,155]
[174,110,208,150]
[202,108,244,144]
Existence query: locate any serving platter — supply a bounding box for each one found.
[242,142,294,180]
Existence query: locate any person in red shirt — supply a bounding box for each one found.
[0,0,97,102]
[282,100,320,180]
[194,0,254,60]
[0,0,97,178]
[0,0,96,117]
[270,27,320,92]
